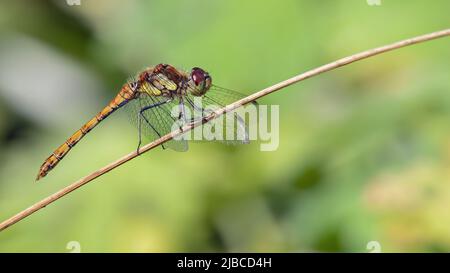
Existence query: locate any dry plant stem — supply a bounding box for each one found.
[1,29,449,232]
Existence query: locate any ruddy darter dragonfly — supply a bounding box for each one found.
[36,64,250,180]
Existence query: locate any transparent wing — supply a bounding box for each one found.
[207,85,251,105]
[123,94,188,152]
[185,85,254,145]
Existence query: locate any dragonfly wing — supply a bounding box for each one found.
[185,86,253,145]
[123,94,188,152]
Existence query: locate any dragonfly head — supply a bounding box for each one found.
[188,67,212,96]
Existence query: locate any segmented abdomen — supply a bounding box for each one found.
[36,84,135,181]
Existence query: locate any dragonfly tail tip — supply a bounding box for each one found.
[35,172,44,182]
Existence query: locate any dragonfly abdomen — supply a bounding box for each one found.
[36,84,136,181]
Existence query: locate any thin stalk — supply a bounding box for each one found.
[1,28,449,232]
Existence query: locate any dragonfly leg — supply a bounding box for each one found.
[136,99,171,154]
[177,98,188,132]
[185,96,208,124]
[186,96,248,143]
[137,111,142,154]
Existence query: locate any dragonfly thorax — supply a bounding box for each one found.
[135,64,212,98]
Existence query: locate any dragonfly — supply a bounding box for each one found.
[36,64,251,181]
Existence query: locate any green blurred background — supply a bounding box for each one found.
[0,0,449,252]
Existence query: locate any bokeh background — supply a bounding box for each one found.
[0,0,449,252]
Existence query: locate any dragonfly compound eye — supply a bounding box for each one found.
[190,67,212,96]
[191,67,206,86]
